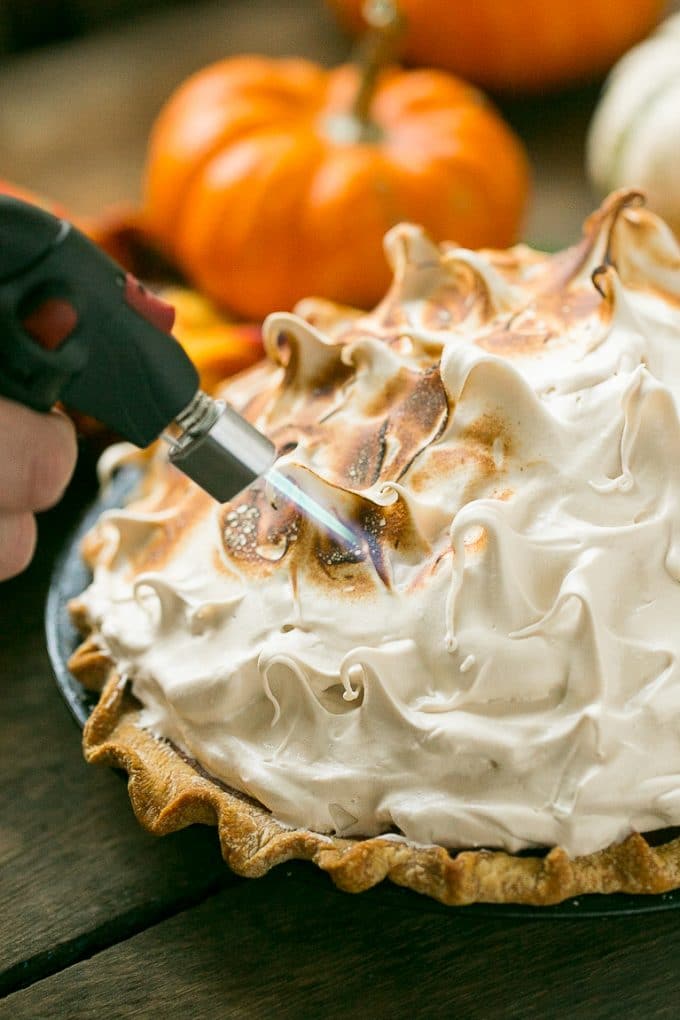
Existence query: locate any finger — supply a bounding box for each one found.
[0,510,37,581]
[0,400,78,512]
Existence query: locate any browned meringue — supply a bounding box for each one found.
[75,191,680,857]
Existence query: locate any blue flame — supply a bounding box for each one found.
[265,468,358,549]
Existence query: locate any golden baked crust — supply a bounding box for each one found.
[69,641,680,906]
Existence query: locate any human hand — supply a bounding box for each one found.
[0,399,77,581]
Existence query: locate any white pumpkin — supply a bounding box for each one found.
[587,12,680,234]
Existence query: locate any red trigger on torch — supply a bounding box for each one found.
[123,273,175,334]
[22,298,79,351]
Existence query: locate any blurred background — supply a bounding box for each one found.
[0,2,350,214]
[0,0,174,52]
[0,0,677,254]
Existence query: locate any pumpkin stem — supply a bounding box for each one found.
[325,0,405,144]
[352,0,405,127]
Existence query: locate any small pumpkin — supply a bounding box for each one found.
[587,13,680,236]
[328,0,666,94]
[141,14,529,319]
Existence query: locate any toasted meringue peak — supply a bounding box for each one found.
[76,193,680,857]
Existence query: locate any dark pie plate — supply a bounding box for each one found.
[46,466,680,917]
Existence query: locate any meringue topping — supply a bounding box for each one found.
[75,191,680,856]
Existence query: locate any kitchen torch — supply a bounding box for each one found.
[0,195,355,545]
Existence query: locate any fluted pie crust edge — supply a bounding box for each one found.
[68,636,680,907]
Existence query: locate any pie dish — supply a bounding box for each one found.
[68,190,680,906]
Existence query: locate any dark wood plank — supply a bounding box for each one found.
[0,453,236,992]
[4,862,680,1019]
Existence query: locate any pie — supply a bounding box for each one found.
[68,190,680,905]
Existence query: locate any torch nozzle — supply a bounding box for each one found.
[165,392,276,503]
[165,392,359,549]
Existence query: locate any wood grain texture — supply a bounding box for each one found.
[3,863,680,1019]
[0,455,236,993]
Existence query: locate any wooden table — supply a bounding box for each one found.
[2,3,680,1016]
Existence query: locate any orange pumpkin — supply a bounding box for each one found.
[328,0,666,93]
[142,55,529,319]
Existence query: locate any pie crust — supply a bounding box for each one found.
[67,195,680,906]
[68,636,680,907]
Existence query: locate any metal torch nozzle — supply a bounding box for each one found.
[165,391,277,504]
[164,391,359,550]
